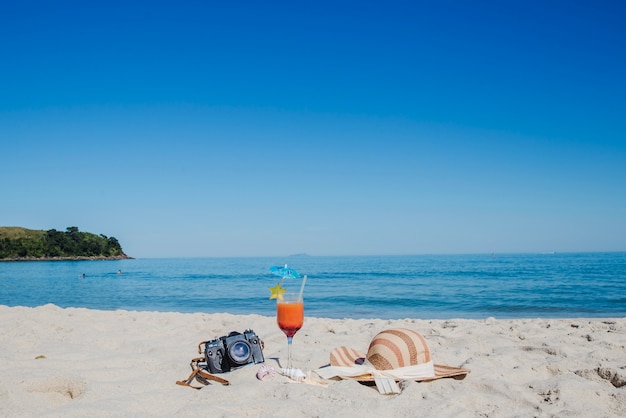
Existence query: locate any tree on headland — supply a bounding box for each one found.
[0,226,130,260]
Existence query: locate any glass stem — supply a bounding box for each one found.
[286,336,293,369]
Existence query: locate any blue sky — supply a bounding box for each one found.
[1,0,625,257]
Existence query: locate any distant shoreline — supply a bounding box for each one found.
[0,255,133,262]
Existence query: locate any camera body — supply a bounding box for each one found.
[205,329,264,373]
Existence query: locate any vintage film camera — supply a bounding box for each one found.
[204,329,264,373]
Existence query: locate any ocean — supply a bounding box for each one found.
[1,253,625,319]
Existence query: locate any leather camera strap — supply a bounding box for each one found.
[176,357,230,389]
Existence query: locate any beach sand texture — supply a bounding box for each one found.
[1,304,624,417]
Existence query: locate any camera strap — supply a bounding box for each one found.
[176,357,230,389]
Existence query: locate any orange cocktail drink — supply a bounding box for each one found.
[277,298,304,338]
[276,293,304,368]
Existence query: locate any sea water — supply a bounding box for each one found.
[1,253,624,319]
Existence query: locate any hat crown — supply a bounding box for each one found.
[366,328,432,370]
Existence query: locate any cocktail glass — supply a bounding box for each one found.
[276,292,304,369]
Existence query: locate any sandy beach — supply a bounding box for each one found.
[0,304,624,417]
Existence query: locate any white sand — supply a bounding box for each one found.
[0,304,624,417]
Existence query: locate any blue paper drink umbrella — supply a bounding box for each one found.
[269,264,301,279]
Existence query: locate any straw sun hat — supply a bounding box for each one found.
[315,328,469,394]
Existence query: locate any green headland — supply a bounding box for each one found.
[0,226,132,261]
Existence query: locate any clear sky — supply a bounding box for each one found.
[1,0,625,258]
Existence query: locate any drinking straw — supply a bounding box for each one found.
[298,275,307,300]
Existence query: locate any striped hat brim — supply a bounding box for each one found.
[329,346,470,382]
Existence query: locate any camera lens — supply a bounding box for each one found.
[228,340,252,365]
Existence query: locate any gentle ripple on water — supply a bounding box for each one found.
[1,252,625,319]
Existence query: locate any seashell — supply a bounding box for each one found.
[280,367,307,382]
[256,364,276,381]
